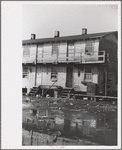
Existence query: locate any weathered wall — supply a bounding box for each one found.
[36,65,66,88]
[22,66,36,93]
[36,39,99,62]
[99,33,117,63]
[107,62,117,96]
[43,43,52,61]
[23,45,36,63]
[99,33,117,95]
[73,66,98,92]
[58,42,67,62]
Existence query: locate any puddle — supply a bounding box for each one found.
[22,96,117,145]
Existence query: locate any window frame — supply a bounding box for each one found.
[84,67,92,81]
[23,67,29,78]
[85,40,94,55]
[52,43,59,55]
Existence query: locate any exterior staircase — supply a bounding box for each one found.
[60,88,74,98]
[28,86,40,97]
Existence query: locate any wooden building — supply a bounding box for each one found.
[22,29,117,97]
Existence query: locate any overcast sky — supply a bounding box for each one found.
[22,3,118,40]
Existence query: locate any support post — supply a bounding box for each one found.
[35,44,38,86]
[31,130,33,145]
[42,89,44,97]
[94,97,96,102]
[105,71,107,96]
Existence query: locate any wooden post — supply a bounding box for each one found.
[42,89,44,97]
[35,44,38,86]
[30,130,33,145]
[94,97,96,102]
[36,133,38,145]
[105,71,107,96]
[68,93,70,99]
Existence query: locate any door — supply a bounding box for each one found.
[36,67,42,86]
[66,66,73,87]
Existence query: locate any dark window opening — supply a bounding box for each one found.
[23,68,28,78]
[85,41,94,55]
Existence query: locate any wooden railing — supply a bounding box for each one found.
[23,51,105,64]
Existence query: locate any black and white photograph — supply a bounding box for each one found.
[2,1,121,149]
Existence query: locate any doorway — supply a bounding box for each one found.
[66,66,73,88]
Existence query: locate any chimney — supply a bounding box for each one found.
[82,28,87,35]
[31,34,36,39]
[54,31,60,37]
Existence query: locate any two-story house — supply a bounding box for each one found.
[22,28,117,97]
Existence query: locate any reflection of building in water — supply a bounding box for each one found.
[36,104,51,118]
[64,119,71,132]
[64,111,106,137]
[55,114,64,131]
[36,109,107,137]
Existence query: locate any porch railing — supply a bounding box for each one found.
[23,51,105,64]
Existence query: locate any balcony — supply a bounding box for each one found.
[37,51,105,64]
[22,57,36,64]
[22,51,105,64]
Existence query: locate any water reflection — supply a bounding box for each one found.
[23,101,117,145]
[55,111,107,138]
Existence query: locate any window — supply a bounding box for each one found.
[51,67,58,82]
[84,67,92,80]
[23,46,30,57]
[52,43,59,55]
[85,41,94,55]
[23,68,28,78]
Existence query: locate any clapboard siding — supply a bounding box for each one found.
[36,65,66,88]
[36,40,99,63]
[99,33,117,63]
[23,45,36,63]
[58,42,67,62]
[98,67,105,95]
[99,33,117,95]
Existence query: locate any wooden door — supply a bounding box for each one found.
[66,66,73,87]
[36,67,42,86]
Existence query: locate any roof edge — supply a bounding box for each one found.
[22,31,118,45]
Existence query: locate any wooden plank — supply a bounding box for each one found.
[70,93,117,99]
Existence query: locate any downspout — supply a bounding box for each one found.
[105,53,109,96]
